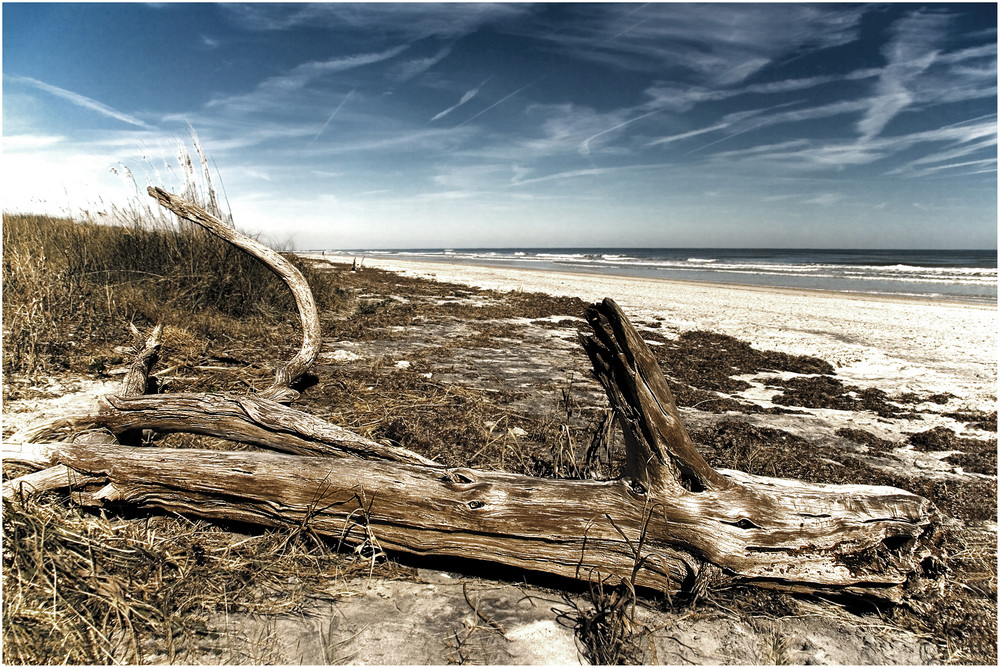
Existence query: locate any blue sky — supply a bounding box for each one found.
[3,3,997,249]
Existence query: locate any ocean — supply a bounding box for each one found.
[317,248,998,304]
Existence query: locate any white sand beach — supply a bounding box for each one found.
[308,254,998,413]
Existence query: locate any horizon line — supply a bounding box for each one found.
[300,246,999,253]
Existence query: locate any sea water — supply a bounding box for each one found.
[316,248,998,304]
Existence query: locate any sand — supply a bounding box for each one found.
[5,254,995,664]
[306,254,998,413]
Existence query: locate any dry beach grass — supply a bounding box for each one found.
[3,213,997,664]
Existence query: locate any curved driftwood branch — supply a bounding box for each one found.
[147,187,320,402]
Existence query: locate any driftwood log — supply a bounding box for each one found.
[3,188,941,603]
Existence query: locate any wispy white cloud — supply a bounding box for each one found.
[414,189,479,201]
[803,193,845,207]
[897,158,997,179]
[455,73,550,128]
[310,88,356,145]
[301,126,469,156]
[578,105,667,155]
[939,42,997,65]
[430,163,511,191]
[430,79,488,122]
[529,4,865,86]
[761,191,848,207]
[642,67,878,114]
[884,122,997,177]
[682,121,770,157]
[6,74,155,129]
[243,169,271,181]
[750,99,868,129]
[857,10,951,141]
[511,166,622,187]
[509,162,667,187]
[611,72,876,154]
[2,133,66,149]
[207,45,408,110]
[391,45,453,82]
[508,103,625,158]
[223,3,534,40]
[268,46,410,87]
[878,119,996,155]
[646,123,731,148]
[646,99,861,155]
[705,117,997,175]
[902,41,997,109]
[157,114,317,151]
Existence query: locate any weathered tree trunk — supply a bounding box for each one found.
[4,432,935,600]
[2,188,940,603]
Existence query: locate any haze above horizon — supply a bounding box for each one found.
[3,3,996,250]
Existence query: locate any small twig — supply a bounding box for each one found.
[462,583,509,640]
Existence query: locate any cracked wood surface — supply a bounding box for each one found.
[7,437,933,598]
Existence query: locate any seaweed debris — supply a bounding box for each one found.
[907,427,997,476]
[769,375,911,418]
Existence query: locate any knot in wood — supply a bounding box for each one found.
[441,469,477,486]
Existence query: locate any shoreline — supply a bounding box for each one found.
[304,253,998,412]
[311,253,996,307]
[308,250,997,307]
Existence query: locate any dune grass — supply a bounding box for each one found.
[2,212,347,379]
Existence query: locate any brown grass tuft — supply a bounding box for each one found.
[1,494,399,664]
[2,212,348,379]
